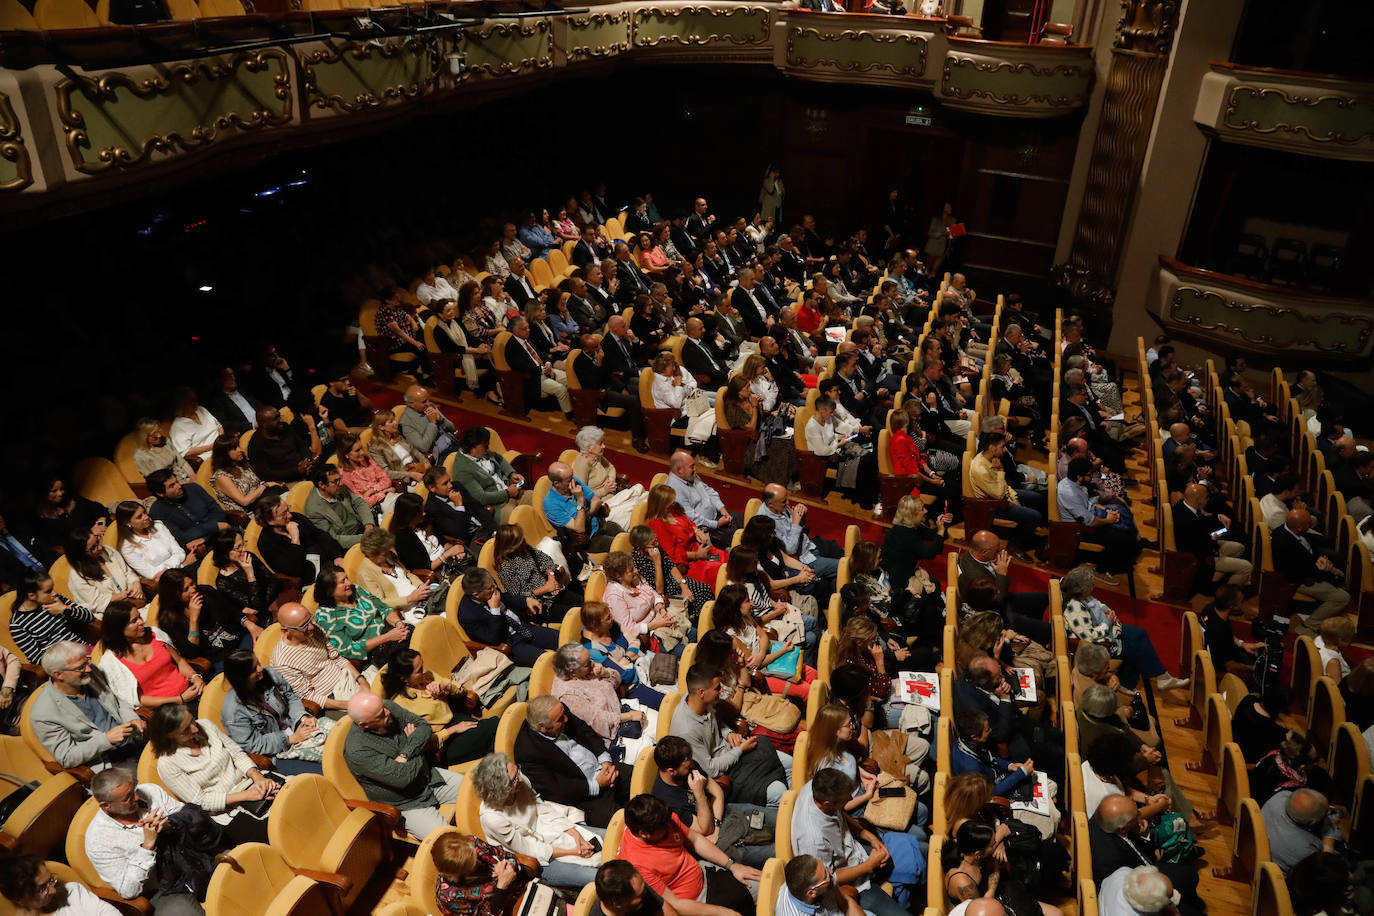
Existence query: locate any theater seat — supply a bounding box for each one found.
[34,0,99,29]
[0,0,38,28]
[0,738,84,858]
[198,0,245,14]
[66,799,153,913]
[267,774,392,909]
[206,843,349,916]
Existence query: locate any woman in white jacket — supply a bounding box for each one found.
[650,352,716,446]
[471,753,604,890]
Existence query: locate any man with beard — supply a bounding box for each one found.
[30,640,145,769]
[0,855,121,915]
[246,406,319,483]
[776,854,866,916]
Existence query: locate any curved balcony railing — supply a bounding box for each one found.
[1154,255,1374,364]
[0,0,1094,205]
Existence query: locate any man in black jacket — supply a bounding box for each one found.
[1272,508,1350,634]
[731,269,772,338]
[572,335,647,450]
[505,318,572,416]
[454,567,557,667]
[680,319,730,391]
[601,315,641,383]
[513,694,631,828]
[1171,484,1251,591]
[571,224,609,270]
[956,532,1050,644]
[952,655,1065,783]
[1090,795,1204,916]
[504,258,539,308]
[421,466,495,545]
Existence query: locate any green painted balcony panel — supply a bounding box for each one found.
[300,37,440,118]
[937,39,1094,117]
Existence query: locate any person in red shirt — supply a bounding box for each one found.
[618,794,760,916]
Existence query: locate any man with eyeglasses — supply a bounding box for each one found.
[775,855,864,916]
[29,640,144,770]
[269,602,370,719]
[0,854,120,915]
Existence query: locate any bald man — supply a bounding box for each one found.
[570,334,647,450]
[681,318,729,389]
[1262,787,1343,872]
[1170,483,1251,590]
[1090,795,1202,916]
[268,603,368,718]
[543,461,621,554]
[956,531,1051,645]
[400,385,458,461]
[1271,508,1350,633]
[343,692,462,840]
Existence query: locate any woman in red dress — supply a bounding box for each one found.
[644,484,726,588]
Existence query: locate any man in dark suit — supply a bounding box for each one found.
[952,655,1065,781]
[571,224,609,269]
[1090,796,1203,916]
[573,334,647,451]
[504,257,539,308]
[681,318,730,391]
[514,694,631,828]
[685,197,715,243]
[612,243,652,304]
[1271,508,1350,634]
[565,277,608,335]
[758,336,806,406]
[731,268,773,339]
[584,264,616,317]
[1061,384,1128,473]
[701,240,736,291]
[711,299,747,361]
[421,466,494,544]
[505,318,571,417]
[1171,484,1252,592]
[669,215,697,260]
[956,531,1050,644]
[455,567,557,667]
[600,315,640,386]
[207,367,262,435]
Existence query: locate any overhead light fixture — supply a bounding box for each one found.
[198,285,214,292]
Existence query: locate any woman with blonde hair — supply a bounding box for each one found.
[355,528,431,615]
[430,830,531,916]
[943,772,994,836]
[1317,616,1356,681]
[644,483,726,586]
[650,351,717,452]
[132,418,194,483]
[881,494,951,602]
[741,354,781,414]
[367,409,429,486]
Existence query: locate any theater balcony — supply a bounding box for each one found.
[0,0,1094,210]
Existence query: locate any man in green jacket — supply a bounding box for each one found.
[447,427,532,523]
[344,693,462,840]
[304,465,373,549]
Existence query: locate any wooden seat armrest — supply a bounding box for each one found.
[343,798,403,828]
[186,657,212,677]
[291,868,353,895]
[91,890,152,916]
[19,663,46,684]
[248,752,273,771]
[135,706,154,722]
[42,760,96,784]
[301,699,324,716]
[464,641,489,654]
[0,833,16,853]
[273,573,302,588]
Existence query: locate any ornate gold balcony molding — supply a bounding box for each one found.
[1196,62,1374,162]
[0,0,1094,206]
[1155,256,1374,363]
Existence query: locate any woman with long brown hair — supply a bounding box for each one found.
[644,483,726,586]
[710,583,815,699]
[492,524,580,620]
[336,432,404,515]
[209,433,273,510]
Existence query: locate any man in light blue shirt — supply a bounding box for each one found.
[791,769,907,916]
[757,484,842,579]
[667,451,740,549]
[542,461,621,552]
[1057,456,1140,584]
[775,854,865,916]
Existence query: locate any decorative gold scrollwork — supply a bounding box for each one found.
[941,54,1092,107]
[0,91,32,192]
[633,5,773,48]
[1169,286,1374,354]
[1222,85,1374,144]
[462,19,553,76]
[55,50,292,175]
[785,27,929,78]
[299,37,441,114]
[568,11,632,61]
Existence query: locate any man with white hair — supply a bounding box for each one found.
[86,767,204,914]
[29,640,145,769]
[1099,866,1176,916]
[399,385,458,461]
[343,692,462,840]
[512,694,631,827]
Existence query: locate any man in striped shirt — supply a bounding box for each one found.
[268,603,368,718]
[9,574,94,663]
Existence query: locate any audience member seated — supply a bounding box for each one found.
[1060,566,1187,692]
[169,388,223,464]
[1056,459,1141,584]
[1090,796,1202,916]
[270,602,370,717]
[604,550,688,658]
[775,854,866,916]
[791,767,911,916]
[712,582,815,699]
[355,527,433,616]
[1199,584,1261,679]
[336,432,404,516]
[578,600,652,695]
[388,493,468,577]
[507,316,573,416]
[98,601,203,710]
[455,567,558,667]
[0,854,122,916]
[1273,508,1351,635]
[1080,732,1171,824]
[544,461,620,556]
[208,530,273,629]
[551,642,657,762]
[951,610,1051,704]
[220,650,324,776]
[621,793,760,916]
[1249,731,1330,806]
[958,532,1051,645]
[513,694,631,829]
[571,427,647,531]
[667,451,741,548]
[10,573,95,663]
[422,466,495,546]
[645,483,728,587]
[450,427,531,525]
[490,524,576,621]
[146,470,227,552]
[155,567,251,671]
[671,664,789,808]
[1072,643,1158,748]
[1170,483,1252,591]
[132,418,195,486]
[652,352,719,457]
[954,655,1065,784]
[65,525,143,616]
[369,410,431,487]
[470,752,602,891]
[1261,787,1346,873]
[207,368,262,437]
[572,335,649,452]
[304,465,373,551]
[651,735,775,868]
[319,370,374,436]
[253,490,342,581]
[946,819,1060,916]
[312,565,409,668]
[114,499,193,586]
[400,385,459,464]
[208,434,272,511]
[430,830,533,916]
[247,406,319,484]
[378,647,501,766]
[969,434,1043,559]
[148,702,279,845]
[1077,685,1192,821]
[31,475,108,564]
[86,767,208,915]
[32,640,145,769]
[343,692,463,840]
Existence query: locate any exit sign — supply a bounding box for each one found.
[906,112,932,127]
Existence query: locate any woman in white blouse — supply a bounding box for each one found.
[168,388,224,461]
[149,701,280,845]
[741,354,781,413]
[63,526,143,616]
[471,753,603,890]
[114,501,194,582]
[650,351,716,447]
